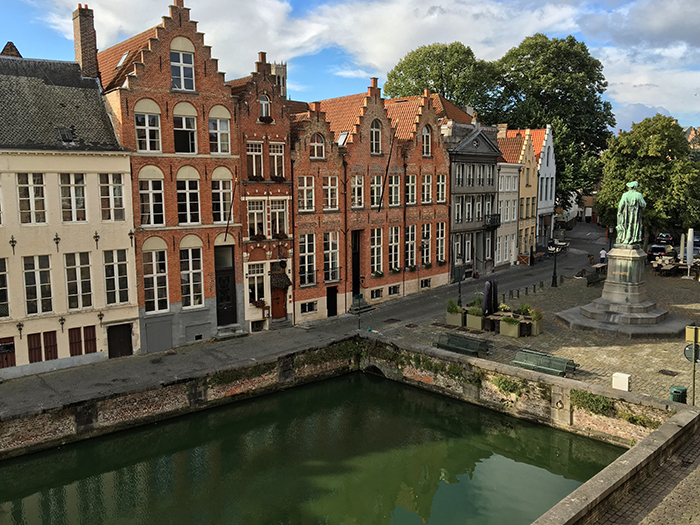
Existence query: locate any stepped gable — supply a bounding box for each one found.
[497,135,525,163]
[317,93,370,143]
[507,128,545,160]
[97,28,158,92]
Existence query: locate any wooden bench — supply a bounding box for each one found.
[510,350,579,377]
[586,272,605,286]
[434,333,491,357]
[592,263,607,274]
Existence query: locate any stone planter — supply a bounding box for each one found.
[466,314,484,330]
[519,321,532,337]
[500,321,520,338]
[446,310,464,327]
[531,319,543,336]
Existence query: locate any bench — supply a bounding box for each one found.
[510,350,579,377]
[586,272,605,286]
[434,333,491,357]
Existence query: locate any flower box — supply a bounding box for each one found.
[499,318,520,338]
[446,310,465,327]
[466,314,483,330]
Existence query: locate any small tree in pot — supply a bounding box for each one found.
[466,307,483,330]
[446,299,465,326]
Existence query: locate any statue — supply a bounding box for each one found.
[616,181,646,245]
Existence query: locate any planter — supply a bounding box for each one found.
[519,321,532,337]
[500,321,520,338]
[531,319,543,336]
[446,310,464,327]
[466,314,483,330]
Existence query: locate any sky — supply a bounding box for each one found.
[2,0,699,132]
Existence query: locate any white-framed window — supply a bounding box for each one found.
[465,196,472,222]
[499,173,504,191]
[65,252,91,310]
[486,236,492,260]
[170,51,194,91]
[100,173,125,221]
[248,201,265,238]
[135,113,161,152]
[496,236,502,263]
[550,179,555,201]
[466,165,474,186]
[421,224,431,265]
[406,174,416,205]
[212,180,232,223]
[104,249,128,305]
[370,175,382,208]
[323,232,340,282]
[299,233,316,286]
[476,197,482,221]
[388,285,400,296]
[389,226,400,272]
[485,197,492,218]
[139,180,164,226]
[60,173,86,222]
[174,115,197,153]
[270,200,287,236]
[422,126,431,157]
[498,199,503,221]
[298,176,314,211]
[421,174,432,203]
[143,250,168,313]
[323,176,338,210]
[0,259,7,317]
[370,120,381,154]
[270,143,285,179]
[180,248,203,308]
[477,165,484,186]
[371,289,383,299]
[405,225,416,267]
[465,234,472,262]
[487,165,494,186]
[370,228,382,274]
[18,173,46,224]
[248,263,265,303]
[310,133,325,159]
[436,174,446,203]
[177,180,200,224]
[388,175,400,206]
[455,196,463,223]
[300,301,317,314]
[420,278,431,289]
[259,95,271,118]
[454,236,462,263]
[24,255,52,315]
[437,222,445,262]
[456,164,464,187]
[351,174,364,208]
[209,118,230,154]
[247,142,263,179]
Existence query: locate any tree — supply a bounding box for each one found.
[596,114,700,239]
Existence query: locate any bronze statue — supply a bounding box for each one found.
[616,181,646,245]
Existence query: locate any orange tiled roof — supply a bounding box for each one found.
[317,93,367,139]
[97,27,158,92]
[497,136,524,164]
[285,99,310,115]
[385,97,423,141]
[430,94,472,124]
[226,75,252,96]
[506,128,546,158]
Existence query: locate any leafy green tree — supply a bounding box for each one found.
[596,114,700,239]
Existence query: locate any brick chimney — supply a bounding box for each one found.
[368,77,380,98]
[73,4,99,79]
[256,51,271,74]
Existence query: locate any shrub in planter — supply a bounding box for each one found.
[389,267,401,275]
[423,262,432,269]
[252,299,266,308]
[466,307,484,330]
[446,299,464,326]
[407,265,417,272]
[529,308,544,335]
[437,259,447,266]
[500,315,520,337]
[468,292,484,307]
[498,303,511,312]
[372,270,384,278]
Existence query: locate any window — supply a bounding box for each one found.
[455,236,462,263]
[270,143,285,179]
[388,175,400,206]
[455,164,464,187]
[104,250,128,305]
[405,225,416,267]
[526,167,530,186]
[485,197,492,218]
[259,95,271,118]
[389,226,400,272]
[323,232,340,282]
[177,180,200,224]
[421,174,432,203]
[455,196,463,223]
[406,174,416,205]
[300,301,317,314]
[486,236,492,260]
[139,180,164,226]
[310,134,325,159]
[351,174,364,208]
[0,337,16,368]
[370,289,383,299]
[68,326,97,356]
[180,248,203,307]
[99,174,125,221]
[496,236,502,263]
[437,222,445,262]
[465,234,472,262]
[212,180,232,223]
[422,126,431,156]
[174,115,197,153]
[143,250,168,313]
[248,201,265,238]
[0,260,7,317]
[24,255,52,314]
[298,176,314,211]
[18,173,46,224]
[499,173,503,191]
[370,175,382,208]
[370,228,382,274]
[27,331,57,363]
[466,165,474,186]
[247,143,263,179]
[519,198,524,220]
[421,224,431,265]
[487,165,494,186]
[370,120,381,154]
[476,197,482,221]
[135,113,161,152]
[60,173,86,222]
[388,285,400,296]
[209,119,230,154]
[65,252,91,309]
[550,179,554,201]
[270,200,287,236]
[171,51,194,91]
[420,278,431,289]
[248,263,265,303]
[465,197,472,222]
[547,146,551,166]
[477,165,484,186]
[525,197,530,219]
[436,174,446,203]
[323,176,338,210]
[498,199,503,220]
[299,234,316,286]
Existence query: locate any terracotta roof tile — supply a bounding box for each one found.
[98,27,158,92]
[506,128,546,157]
[385,97,422,141]
[317,93,367,139]
[285,99,310,115]
[430,94,472,124]
[497,136,524,164]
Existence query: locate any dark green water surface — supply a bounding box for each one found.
[0,373,623,525]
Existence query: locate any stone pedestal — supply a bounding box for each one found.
[601,245,647,304]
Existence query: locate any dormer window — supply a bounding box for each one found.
[115,51,129,69]
[310,133,325,159]
[58,128,74,144]
[260,95,271,118]
[370,120,381,154]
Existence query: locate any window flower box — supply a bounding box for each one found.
[372,271,384,278]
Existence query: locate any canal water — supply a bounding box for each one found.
[0,373,623,525]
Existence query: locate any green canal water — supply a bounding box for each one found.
[0,373,623,525]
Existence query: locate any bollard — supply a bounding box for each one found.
[509,290,513,299]
[540,281,544,289]
[517,289,520,298]
[560,275,565,285]
[502,293,506,304]
[533,284,537,294]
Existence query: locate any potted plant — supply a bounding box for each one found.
[437,259,447,266]
[500,315,520,338]
[423,262,432,269]
[466,307,483,330]
[272,231,287,240]
[446,299,464,327]
[372,270,384,278]
[252,299,266,309]
[389,267,401,275]
[407,265,416,272]
[529,308,544,335]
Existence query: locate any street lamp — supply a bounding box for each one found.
[551,245,558,287]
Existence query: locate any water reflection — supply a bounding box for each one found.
[0,373,623,524]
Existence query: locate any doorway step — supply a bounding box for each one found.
[215,324,246,340]
[349,296,374,315]
[270,317,293,330]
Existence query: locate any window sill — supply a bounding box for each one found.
[174,151,198,155]
[323,209,341,213]
[182,304,208,312]
[300,283,317,289]
[350,206,365,211]
[145,310,173,318]
[171,89,199,95]
[137,150,163,154]
[324,279,342,285]
[256,118,275,125]
[298,209,317,214]
[371,153,384,157]
[422,155,433,159]
[310,157,327,162]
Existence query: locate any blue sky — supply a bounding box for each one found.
[3,0,699,131]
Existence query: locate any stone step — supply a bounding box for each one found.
[215,324,246,340]
[269,318,293,330]
[589,298,659,314]
[579,304,669,325]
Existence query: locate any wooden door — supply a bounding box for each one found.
[271,287,286,319]
[108,324,133,358]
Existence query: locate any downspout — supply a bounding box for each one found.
[402,150,407,296]
[342,151,348,314]
[290,152,296,327]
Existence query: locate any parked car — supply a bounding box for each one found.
[656,233,673,245]
[647,244,669,262]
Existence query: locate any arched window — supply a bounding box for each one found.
[259,95,270,118]
[170,37,195,91]
[370,120,381,154]
[134,99,161,152]
[310,133,325,159]
[422,125,431,157]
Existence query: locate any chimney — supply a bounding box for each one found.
[256,51,271,74]
[368,77,380,98]
[175,0,184,6]
[497,123,508,138]
[73,4,99,79]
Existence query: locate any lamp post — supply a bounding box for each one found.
[551,246,558,287]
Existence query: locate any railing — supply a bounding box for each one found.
[484,214,501,228]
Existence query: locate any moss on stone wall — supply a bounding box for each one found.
[295,340,366,367]
[571,389,616,416]
[209,362,277,386]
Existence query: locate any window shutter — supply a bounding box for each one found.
[28,333,42,363]
[69,327,83,356]
[84,326,97,354]
[43,331,58,360]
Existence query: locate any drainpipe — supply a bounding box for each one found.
[402,151,407,296]
[342,152,348,314]
[290,155,296,327]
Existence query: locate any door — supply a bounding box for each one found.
[108,324,133,358]
[327,286,338,317]
[215,246,237,326]
[271,287,286,319]
[352,230,361,297]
